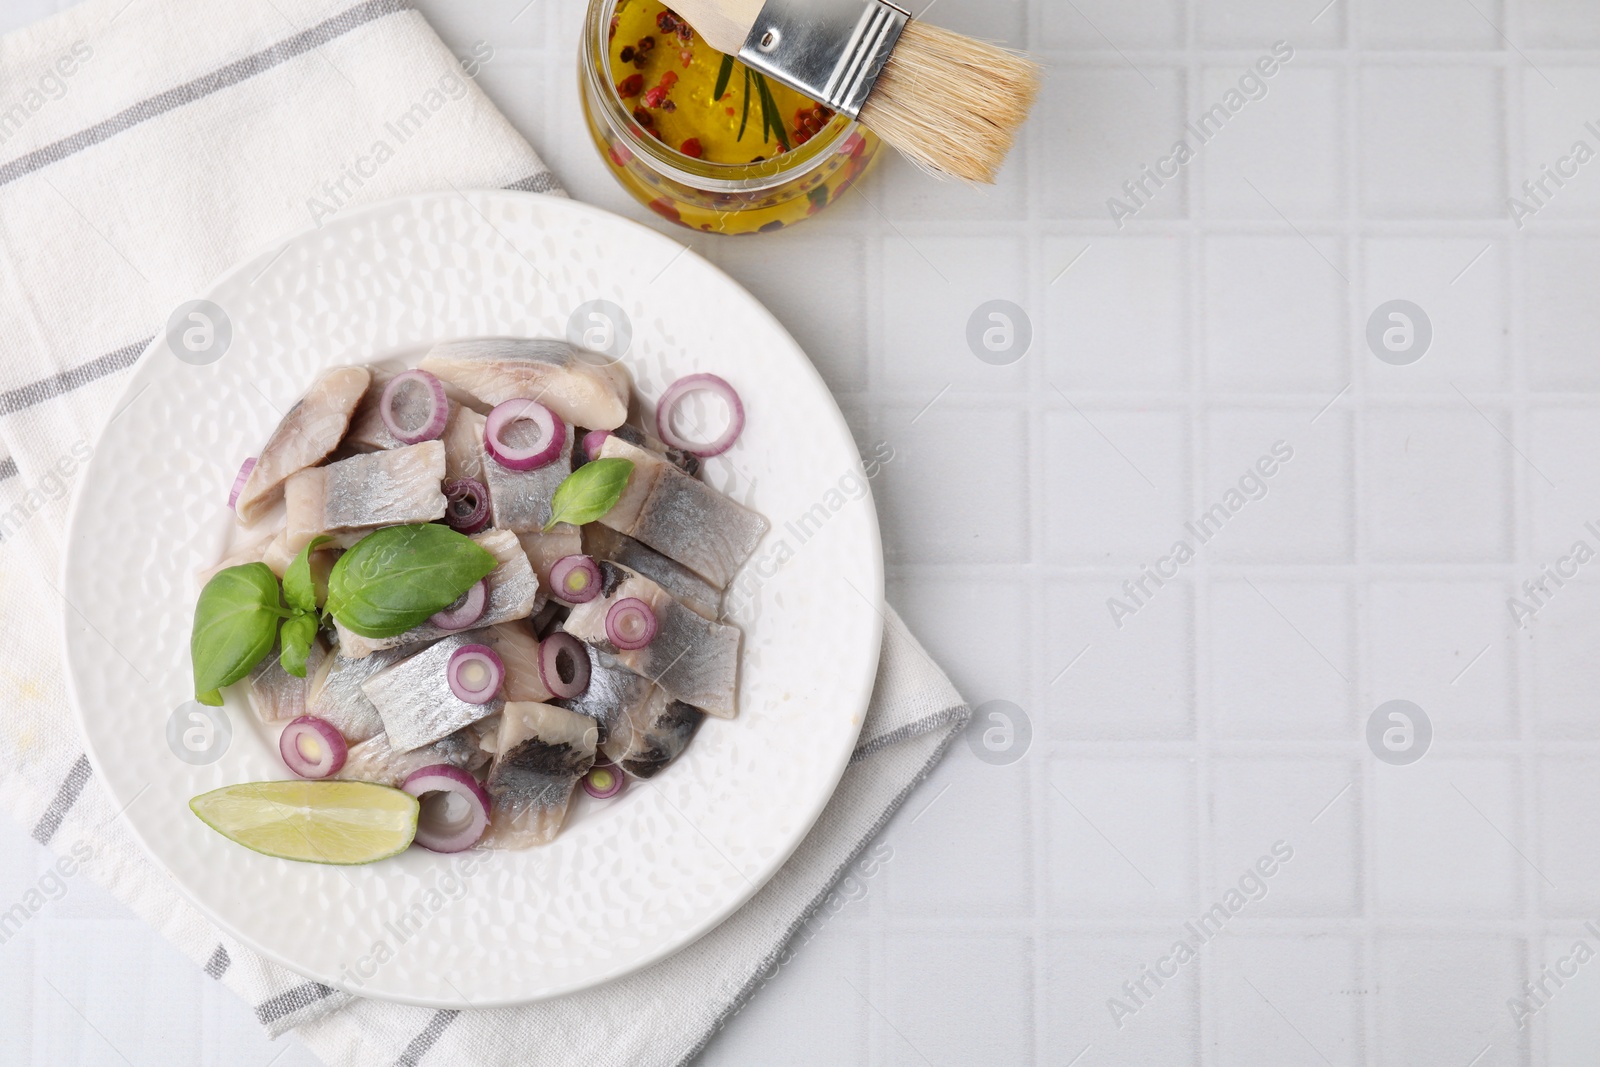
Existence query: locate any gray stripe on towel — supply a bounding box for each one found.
[394,1010,459,1066]
[30,754,92,845]
[0,457,16,482]
[255,981,338,1026]
[0,336,150,418]
[203,944,231,980]
[0,0,411,188]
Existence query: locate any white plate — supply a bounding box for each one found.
[60,191,882,1007]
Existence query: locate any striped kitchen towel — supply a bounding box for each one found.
[0,1,970,1065]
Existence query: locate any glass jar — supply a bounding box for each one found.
[579,0,881,235]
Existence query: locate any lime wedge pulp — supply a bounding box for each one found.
[190,781,420,865]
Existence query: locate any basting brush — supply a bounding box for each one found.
[669,0,1042,184]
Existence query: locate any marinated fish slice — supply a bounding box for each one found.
[283,441,447,550]
[588,423,700,478]
[361,632,505,752]
[483,426,573,532]
[420,337,631,431]
[335,728,487,788]
[234,366,370,523]
[197,530,277,586]
[260,531,295,577]
[345,375,461,453]
[595,436,768,588]
[517,524,583,593]
[563,564,742,718]
[484,702,597,848]
[332,529,542,658]
[582,523,722,619]
[602,687,706,780]
[247,638,328,725]
[305,646,412,743]
[556,645,653,745]
[443,406,489,483]
[482,623,553,703]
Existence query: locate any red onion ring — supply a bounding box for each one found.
[655,373,745,458]
[402,764,492,853]
[605,598,658,651]
[279,716,348,779]
[581,429,610,464]
[228,457,257,510]
[430,579,488,631]
[447,644,504,703]
[442,478,491,534]
[549,554,602,604]
[379,370,449,445]
[581,764,624,800]
[485,399,565,471]
[538,632,592,700]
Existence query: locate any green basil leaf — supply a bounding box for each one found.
[283,535,331,614]
[278,612,319,678]
[191,563,284,701]
[197,689,223,707]
[543,458,634,532]
[326,524,498,639]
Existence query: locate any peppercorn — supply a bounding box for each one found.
[617,74,644,97]
[633,107,653,128]
[620,45,635,62]
[681,137,703,158]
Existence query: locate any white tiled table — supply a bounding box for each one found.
[6,0,1600,1063]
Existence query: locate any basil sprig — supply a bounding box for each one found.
[543,458,633,532]
[277,536,330,675]
[326,524,497,639]
[191,563,293,705]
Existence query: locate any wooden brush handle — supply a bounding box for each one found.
[668,0,766,55]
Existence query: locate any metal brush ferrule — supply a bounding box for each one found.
[737,0,911,119]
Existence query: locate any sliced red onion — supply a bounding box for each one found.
[485,399,565,471]
[581,763,624,800]
[582,429,610,464]
[442,477,491,534]
[606,598,658,650]
[402,764,492,853]
[550,554,602,605]
[538,632,591,700]
[279,716,348,779]
[228,457,257,510]
[447,644,504,703]
[379,369,449,444]
[656,373,745,458]
[430,579,488,631]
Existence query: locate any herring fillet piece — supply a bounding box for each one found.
[333,529,542,658]
[347,377,488,485]
[483,424,573,532]
[362,631,505,752]
[582,523,722,619]
[335,728,488,788]
[420,337,630,430]
[563,563,742,718]
[305,646,412,742]
[595,436,767,588]
[247,639,328,724]
[556,645,653,745]
[517,524,583,594]
[484,702,597,848]
[482,623,554,703]
[234,366,370,523]
[283,440,447,551]
[601,686,705,780]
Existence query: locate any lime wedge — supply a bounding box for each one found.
[190,781,420,865]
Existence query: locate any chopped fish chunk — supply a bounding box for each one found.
[335,728,488,788]
[235,366,370,523]
[484,702,597,848]
[563,563,742,718]
[516,524,582,594]
[602,686,705,779]
[595,436,767,588]
[305,646,412,743]
[247,638,328,725]
[420,338,630,430]
[583,523,721,619]
[283,440,446,551]
[362,632,504,752]
[556,645,653,745]
[483,424,572,533]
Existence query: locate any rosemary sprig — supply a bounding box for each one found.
[738,65,751,140]
[753,73,791,151]
[713,53,734,102]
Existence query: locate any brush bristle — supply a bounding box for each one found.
[859,21,1042,185]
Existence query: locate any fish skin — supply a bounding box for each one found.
[563,564,742,718]
[331,529,542,658]
[582,523,722,619]
[283,440,447,551]
[305,646,412,742]
[555,645,653,745]
[484,701,597,848]
[361,631,505,752]
[420,338,631,431]
[602,686,705,780]
[595,436,767,588]
[235,366,370,523]
[483,425,573,533]
[247,638,328,724]
[335,728,488,788]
